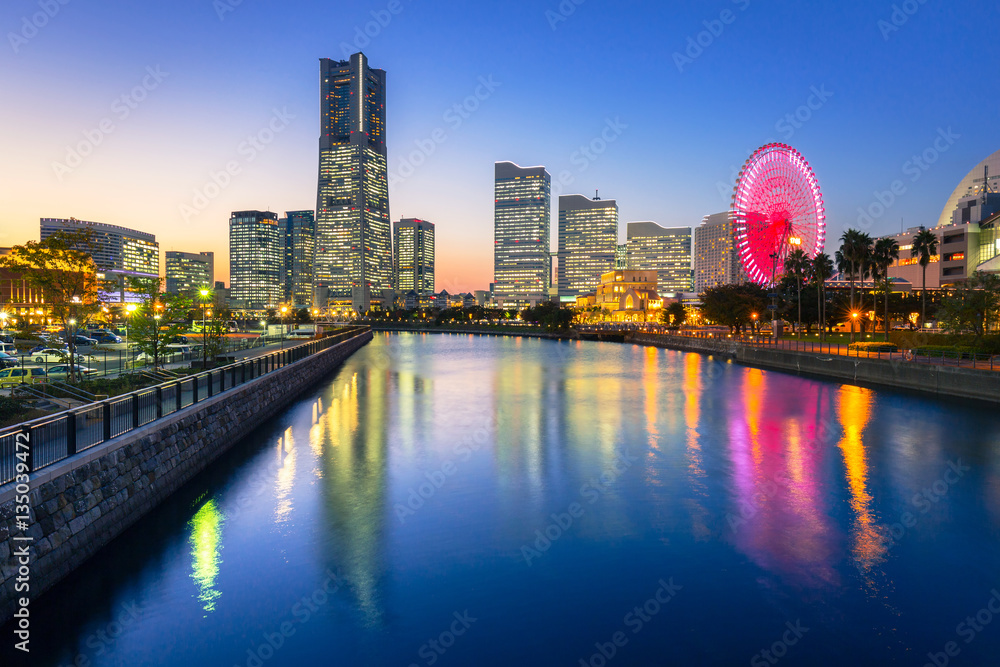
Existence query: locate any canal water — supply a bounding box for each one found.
[13,332,1000,666]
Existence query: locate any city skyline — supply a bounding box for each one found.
[2,1,998,293]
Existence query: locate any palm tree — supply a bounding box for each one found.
[812,252,834,341]
[837,229,873,342]
[911,227,938,327]
[784,248,811,338]
[872,237,900,340]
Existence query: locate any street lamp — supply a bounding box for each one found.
[280,306,288,349]
[125,303,137,370]
[200,288,211,369]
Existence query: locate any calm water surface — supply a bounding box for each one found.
[15,332,1000,666]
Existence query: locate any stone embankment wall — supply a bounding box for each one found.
[0,332,372,624]
[626,333,1000,403]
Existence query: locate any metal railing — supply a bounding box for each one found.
[579,324,1000,372]
[0,327,368,487]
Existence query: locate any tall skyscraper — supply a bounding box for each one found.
[557,194,618,302]
[694,212,746,294]
[165,251,214,294]
[626,222,693,294]
[40,218,159,275]
[229,210,282,310]
[493,161,551,308]
[315,52,392,313]
[393,218,435,296]
[280,210,316,307]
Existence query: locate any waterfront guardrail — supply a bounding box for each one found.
[578,324,1000,371]
[0,326,369,486]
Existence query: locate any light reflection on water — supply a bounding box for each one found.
[22,332,1000,667]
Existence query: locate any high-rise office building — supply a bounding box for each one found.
[557,194,618,302]
[315,52,392,313]
[279,210,316,307]
[626,222,693,294]
[393,218,435,296]
[229,210,282,310]
[40,218,159,275]
[165,251,214,294]
[694,212,746,294]
[615,243,629,270]
[494,161,551,307]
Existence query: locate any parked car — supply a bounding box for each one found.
[0,367,47,386]
[0,352,18,369]
[45,364,97,380]
[0,343,17,355]
[93,333,123,344]
[71,335,98,346]
[0,334,14,344]
[167,335,189,344]
[30,348,71,363]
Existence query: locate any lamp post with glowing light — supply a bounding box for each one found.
[280,306,288,350]
[125,303,137,370]
[199,288,211,369]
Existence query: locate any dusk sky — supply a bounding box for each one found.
[2,0,997,292]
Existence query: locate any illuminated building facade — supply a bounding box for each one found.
[694,212,746,294]
[280,210,316,307]
[393,218,435,296]
[229,210,282,310]
[165,251,214,295]
[557,194,618,302]
[594,270,663,322]
[315,52,392,313]
[615,243,628,270]
[884,223,978,289]
[40,217,159,275]
[494,161,551,308]
[626,222,693,294]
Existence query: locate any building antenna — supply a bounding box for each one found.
[594,189,600,201]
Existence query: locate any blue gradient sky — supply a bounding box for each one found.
[1,0,997,291]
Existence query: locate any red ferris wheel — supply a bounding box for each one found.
[731,143,826,285]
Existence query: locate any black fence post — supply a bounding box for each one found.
[207,371,214,398]
[193,375,199,403]
[156,386,163,419]
[132,393,140,429]
[176,381,182,412]
[66,412,76,457]
[103,401,111,442]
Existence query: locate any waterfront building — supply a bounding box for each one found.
[393,218,435,296]
[40,217,159,276]
[594,270,662,322]
[315,53,392,314]
[280,210,316,307]
[694,212,746,294]
[229,210,282,310]
[884,223,978,288]
[494,161,551,308]
[937,149,1000,228]
[626,222,693,294]
[557,194,618,302]
[165,251,214,295]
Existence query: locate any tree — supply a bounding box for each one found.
[911,227,939,327]
[127,277,192,371]
[520,302,574,331]
[699,283,768,334]
[784,248,811,337]
[662,301,686,327]
[0,230,100,383]
[938,271,1000,341]
[811,252,834,341]
[871,237,900,340]
[836,229,873,342]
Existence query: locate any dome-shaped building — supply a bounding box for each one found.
[937,149,1000,228]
